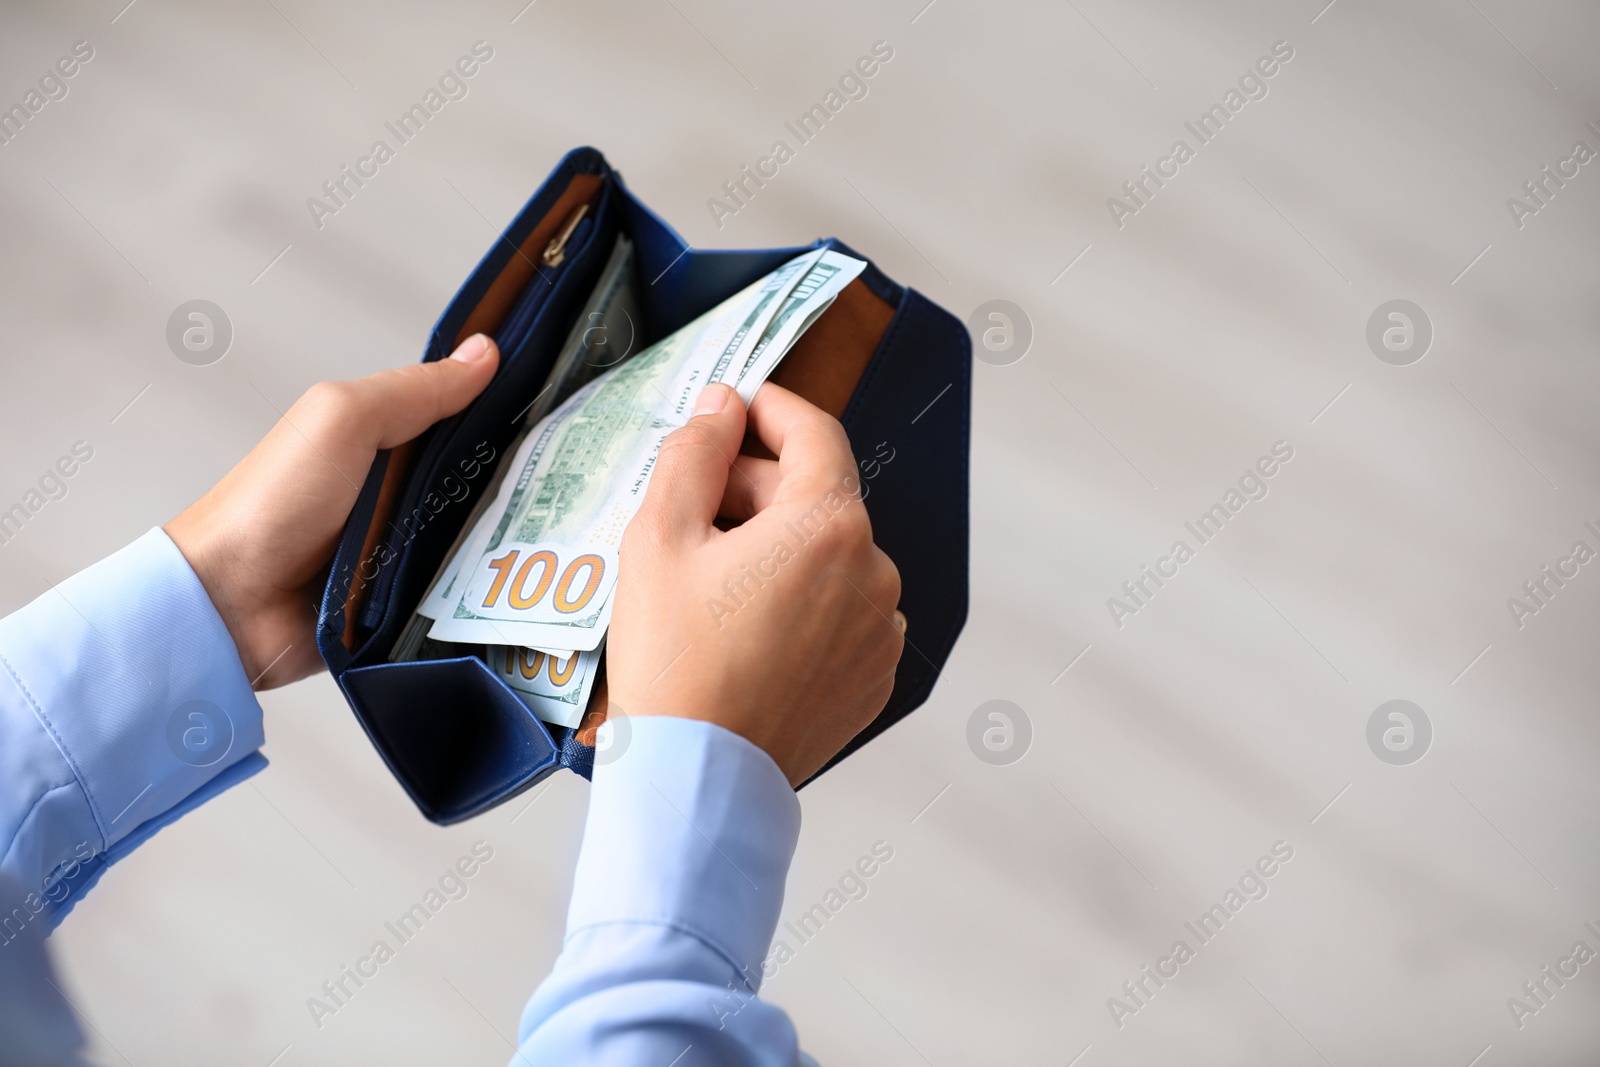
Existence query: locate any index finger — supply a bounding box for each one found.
[744,383,857,493]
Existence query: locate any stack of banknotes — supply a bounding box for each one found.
[390,238,867,729]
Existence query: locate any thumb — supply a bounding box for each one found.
[361,333,501,449]
[639,384,747,542]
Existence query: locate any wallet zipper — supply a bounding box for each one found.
[542,204,589,267]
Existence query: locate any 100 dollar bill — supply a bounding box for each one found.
[488,644,601,729]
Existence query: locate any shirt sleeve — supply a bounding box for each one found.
[0,528,266,936]
[515,716,812,1067]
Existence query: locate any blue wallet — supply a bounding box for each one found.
[315,147,970,824]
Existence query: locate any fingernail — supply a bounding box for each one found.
[451,334,492,363]
[694,384,730,416]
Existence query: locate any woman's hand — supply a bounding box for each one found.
[164,335,499,689]
[607,382,904,786]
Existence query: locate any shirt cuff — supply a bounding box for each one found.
[0,528,265,921]
[566,716,801,989]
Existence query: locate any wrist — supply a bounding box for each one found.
[163,513,257,685]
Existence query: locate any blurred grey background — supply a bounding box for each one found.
[3,0,1599,1063]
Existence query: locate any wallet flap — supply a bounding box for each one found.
[813,287,971,779]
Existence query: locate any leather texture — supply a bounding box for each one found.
[316,146,970,823]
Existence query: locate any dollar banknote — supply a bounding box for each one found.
[485,644,601,729]
[423,247,865,652]
[735,250,863,389]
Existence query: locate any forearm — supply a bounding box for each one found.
[0,528,265,935]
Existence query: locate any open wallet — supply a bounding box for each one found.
[314,146,970,824]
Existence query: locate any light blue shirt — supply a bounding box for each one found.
[0,529,810,1065]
